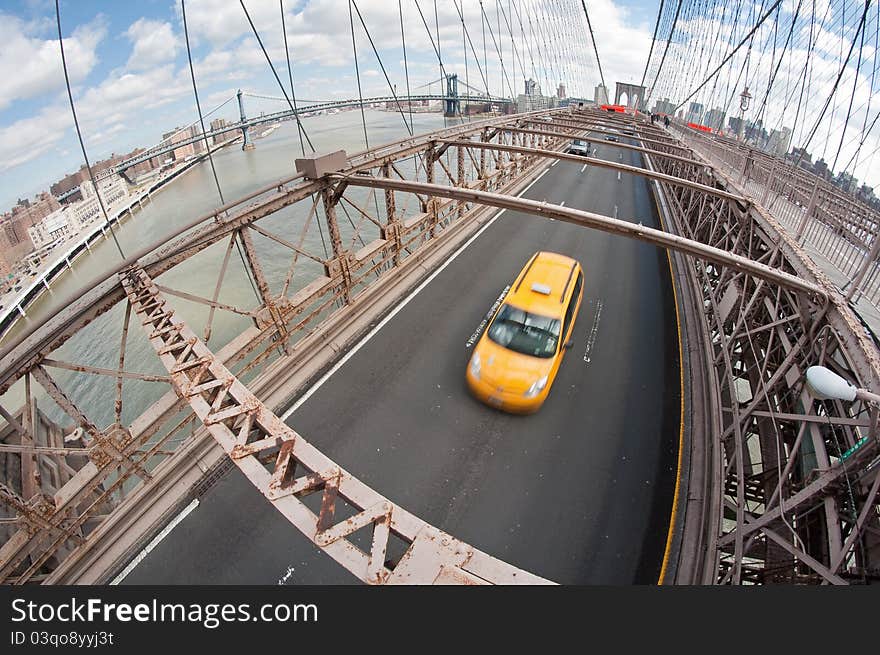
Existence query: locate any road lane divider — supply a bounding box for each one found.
[582,299,603,364]
[110,498,200,585]
[281,167,552,419]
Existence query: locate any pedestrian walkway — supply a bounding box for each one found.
[675,127,880,340]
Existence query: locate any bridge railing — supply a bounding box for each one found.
[0,108,580,584]
[671,125,880,315]
[4,106,878,585]
[650,118,880,583]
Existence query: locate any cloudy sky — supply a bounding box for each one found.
[643,0,880,190]
[0,0,661,211]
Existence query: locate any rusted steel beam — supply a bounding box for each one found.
[119,266,553,585]
[155,284,254,318]
[41,359,171,383]
[337,174,823,296]
[440,139,744,203]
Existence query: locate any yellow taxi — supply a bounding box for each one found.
[466,251,584,413]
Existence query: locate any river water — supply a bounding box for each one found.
[2,109,458,431]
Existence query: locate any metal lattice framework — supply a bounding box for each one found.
[652,120,880,583]
[0,107,878,584]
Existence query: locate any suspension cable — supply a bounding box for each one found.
[348,0,370,148]
[280,0,311,157]
[580,0,607,98]
[350,0,413,135]
[54,0,125,260]
[641,0,666,88]
[673,0,784,111]
[239,0,316,152]
[181,0,225,207]
[399,0,415,130]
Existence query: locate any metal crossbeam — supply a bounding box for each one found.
[119,266,552,585]
[2,107,879,585]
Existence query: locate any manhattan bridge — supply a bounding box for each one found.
[1,0,879,585]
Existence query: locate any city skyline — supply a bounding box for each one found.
[0,0,658,212]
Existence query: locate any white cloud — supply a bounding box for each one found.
[0,13,105,110]
[0,107,72,173]
[126,19,179,70]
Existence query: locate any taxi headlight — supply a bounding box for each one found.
[524,376,548,397]
[469,352,481,379]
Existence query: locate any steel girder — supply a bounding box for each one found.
[1,107,877,585]
[0,109,579,584]
[654,123,880,584]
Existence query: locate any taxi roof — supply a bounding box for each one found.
[507,251,580,317]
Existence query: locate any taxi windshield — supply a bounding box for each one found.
[487,303,561,358]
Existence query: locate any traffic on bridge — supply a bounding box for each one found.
[1,0,878,595]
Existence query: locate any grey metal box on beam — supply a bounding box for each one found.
[295,150,348,179]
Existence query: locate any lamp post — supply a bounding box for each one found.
[806,366,879,461]
[806,366,880,404]
[738,86,752,142]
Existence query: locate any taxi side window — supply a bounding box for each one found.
[562,271,583,339]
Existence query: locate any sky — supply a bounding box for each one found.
[642,0,880,190]
[0,0,659,212]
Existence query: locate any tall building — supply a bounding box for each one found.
[594,83,608,105]
[210,118,228,145]
[0,191,60,272]
[686,102,704,124]
[768,126,792,156]
[516,94,551,112]
[525,78,539,96]
[163,127,198,161]
[89,173,130,206]
[704,107,727,131]
[28,207,78,249]
[651,97,676,115]
[557,83,566,99]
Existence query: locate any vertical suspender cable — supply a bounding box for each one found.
[579,0,607,100]
[348,0,371,148]
[399,0,414,131]
[54,0,125,260]
[240,0,316,152]
[644,0,682,108]
[280,0,312,156]
[280,0,328,260]
[181,0,225,206]
[641,0,666,88]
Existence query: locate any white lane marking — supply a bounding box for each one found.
[110,498,200,584]
[617,171,622,181]
[580,164,587,173]
[551,159,559,167]
[582,299,604,364]
[559,200,565,207]
[614,205,618,219]
[278,565,296,585]
[281,167,552,419]
[466,285,510,348]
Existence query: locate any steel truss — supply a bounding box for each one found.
[0,107,877,584]
[648,120,880,584]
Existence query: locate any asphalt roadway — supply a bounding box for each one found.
[123,135,681,585]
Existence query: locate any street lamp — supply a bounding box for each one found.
[806,365,880,461]
[738,86,752,142]
[806,366,880,404]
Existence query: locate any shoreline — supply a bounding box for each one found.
[0,136,239,342]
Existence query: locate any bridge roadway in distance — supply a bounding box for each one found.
[121,134,682,585]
